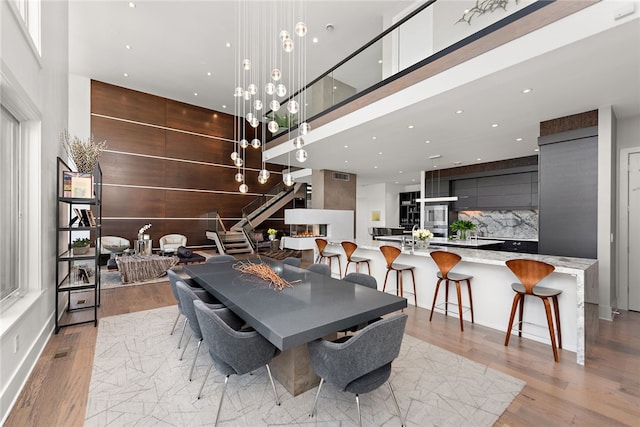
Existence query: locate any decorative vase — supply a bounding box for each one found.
[269,234,276,241]
[459,230,468,240]
[418,238,430,249]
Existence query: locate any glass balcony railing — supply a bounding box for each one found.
[268,0,545,139]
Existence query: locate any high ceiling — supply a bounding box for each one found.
[69,1,640,187]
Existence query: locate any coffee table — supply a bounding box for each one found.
[116,254,178,283]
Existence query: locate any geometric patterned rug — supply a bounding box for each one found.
[85,306,525,426]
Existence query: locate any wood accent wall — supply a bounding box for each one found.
[539,110,598,137]
[91,81,289,248]
[435,155,539,178]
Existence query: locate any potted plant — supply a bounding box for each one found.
[72,237,91,255]
[450,220,476,240]
[267,228,278,241]
[60,130,107,173]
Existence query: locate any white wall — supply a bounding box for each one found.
[0,1,69,421]
[355,182,414,241]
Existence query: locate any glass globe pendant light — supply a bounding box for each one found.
[271,68,281,81]
[234,157,243,167]
[234,172,244,182]
[241,59,251,71]
[247,84,257,95]
[246,112,254,122]
[249,117,259,128]
[230,151,238,161]
[234,87,243,97]
[299,122,311,135]
[268,121,279,133]
[239,138,249,149]
[239,183,248,193]
[269,99,280,112]
[283,173,294,186]
[265,83,275,95]
[279,30,290,42]
[251,138,261,148]
[295,149,308,162]
[275,84,287,97]
[283,39,294,53]
[243,90,251,101]
[287,100,299,114]
[293,136,304,149]
[258,169,270,184]
[254,99,263,110]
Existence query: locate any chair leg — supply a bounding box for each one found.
[382,269,392,292]
[336,257,342,279]
[444,279,450,316]
[197,364,213,399]
[309,378,325,418]
[214,375,230,426]
[552,295,562,348]
[179,332,192,360]
[505,294,521,346]
[542,297,560,362]
[355,394,362,427]
[366,261,371,275]
[170,310,181,335]
[388,381,405,427]
[397,270,403,298]
[409,268,417,306]
[455,280,464,331]
[518,294,525,337]
[265,364,280,406]
[466,279,474,323]
[177,317,188,349]
[345,260,352,276]
[429,278,443,322]
[188,338,202,381]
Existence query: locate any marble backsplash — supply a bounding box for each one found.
[458,210,538,240]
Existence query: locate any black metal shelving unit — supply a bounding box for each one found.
[55,157,102,333]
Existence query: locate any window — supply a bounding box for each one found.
[10,0,41,55]
[1,106,21,301]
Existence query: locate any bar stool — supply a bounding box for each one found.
[315,238,342,278]
[379,245,417,306]
[504,258,562,362]
[341,241,371,276]
[429,251,474,331]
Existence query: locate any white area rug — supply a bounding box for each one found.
[85,306,524,426]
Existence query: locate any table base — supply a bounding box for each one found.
[270,332,336,397]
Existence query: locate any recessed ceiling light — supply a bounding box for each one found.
[399,171,403,174]
[395,181,399,184]
[455,109,464,114]
[345,160,348,163]
[226,42,231,48]
[534,148,540,152]
[425,140,430,144]
[516,137,523,142]
[125,44,132,50]
[477,158,482,161]
[522,88,533,94]
[408,125,414,129]
[453,161,461,165]
[412,179,416,182]
[378,59,382,64]
[374,166,378,169]
[378,152,383,155]
[312,37,319,43]
[194,92,198,96]
[344,145,348,148]
[372,136,377,140]
[123,73,128,77]
[128,2,135,8]
[333,86,337,90]
[433,165,438,168]
[222,105,226,109]
[491,123,499,128]
[207,72,212,76]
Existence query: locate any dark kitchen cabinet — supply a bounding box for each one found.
[497,240,538,253]
[399,191,420,230]
[452,172,537,210]
[452,178,477,210]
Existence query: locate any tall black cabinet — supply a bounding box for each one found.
[55,157,102,333]
[538,127,597,259]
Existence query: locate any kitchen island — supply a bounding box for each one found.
[375,235,505,249]
[327,239,598,365]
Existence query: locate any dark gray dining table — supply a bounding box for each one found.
[183,257,407,351]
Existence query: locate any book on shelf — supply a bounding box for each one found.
[65,172,93,198]
[86,209,97,227]
[73,208,86,226]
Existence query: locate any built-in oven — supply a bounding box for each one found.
[424,204,448,238]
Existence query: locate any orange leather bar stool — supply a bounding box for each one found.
[315,238,342,278]
[429,251,474,331]
[341,241,371,276]
[504,259,562,362]
[379,245,417,306]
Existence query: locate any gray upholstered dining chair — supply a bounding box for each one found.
[167,269,203,340]
[205,254,237,263]
[343,272,378,290]
[193,301,280,425]
[176,281,224,381]
[282,256,301,267]
[308,313,408,427]
[306,263,331,276]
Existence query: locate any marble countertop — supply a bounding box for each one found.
[338,239,597,275]
[373,235,504,247]
[478,236,539,242]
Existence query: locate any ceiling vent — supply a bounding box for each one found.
[332,172,350,181]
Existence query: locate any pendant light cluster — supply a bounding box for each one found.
[231,0,311,193]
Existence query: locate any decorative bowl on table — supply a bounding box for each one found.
[103,245,130,253]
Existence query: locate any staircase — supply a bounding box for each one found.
[205,183,303,255]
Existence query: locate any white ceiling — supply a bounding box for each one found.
[69,1,640,187]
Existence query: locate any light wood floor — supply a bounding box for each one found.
[4,279,640,426]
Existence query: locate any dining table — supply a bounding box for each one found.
[183,257,407,396]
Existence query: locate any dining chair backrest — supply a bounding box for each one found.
[315,238,329,254]
[282,257,301,267]
[506,259,555,294]
[206,254,237,264]
[430,250,462,278]
[176,281,223,339]
[343,272,377,290]
[307,263,331,276]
